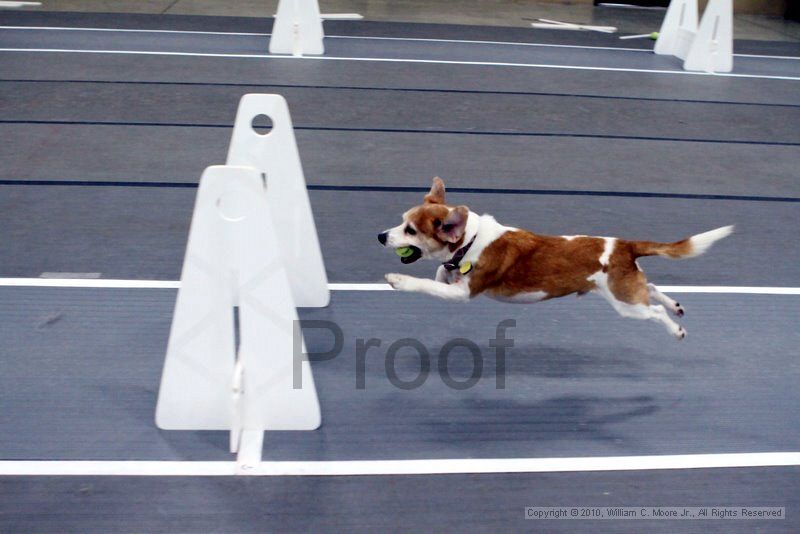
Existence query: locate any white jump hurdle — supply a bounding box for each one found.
[655,0,733,73]
[155,95,328,473]
[270,0,363,56]
[226,94,329,308]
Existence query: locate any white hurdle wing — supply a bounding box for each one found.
[270,0,325,56]
[654,0,699,60]
[655,0,733,73]
[683,0,733,73]
[269,0,363,56]
[155,165,322,473]
[226,94,330,308]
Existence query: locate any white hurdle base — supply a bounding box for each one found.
[236,430,265,474]
[655,0,733,73]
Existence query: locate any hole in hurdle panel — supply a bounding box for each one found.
[679,3,685,26]
[251,114,274,136]
[216,192,248,222]
[260,172,267,190]
[712,16,720,41]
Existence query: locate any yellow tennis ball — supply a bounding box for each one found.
[395,246,414,258]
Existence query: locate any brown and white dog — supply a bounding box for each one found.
[378,177,733,340]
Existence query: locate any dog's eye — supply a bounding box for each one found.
[404,225,417,236]
[441,223,454,232]
[433,219,441,228]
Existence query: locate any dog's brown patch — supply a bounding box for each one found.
[607,241,649,305]
[406,203,470,249]
[469,232,607,298]
[468,230,696,304]
[631,238,693,258]
[407,204,450,240]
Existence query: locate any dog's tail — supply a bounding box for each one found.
[631,225,734,259]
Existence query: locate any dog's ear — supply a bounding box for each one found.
[424,176,445,204]
[437,205,468,243]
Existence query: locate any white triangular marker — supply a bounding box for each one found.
[655,0,732,73]
[226,94,330,308]
[270,0,324,56]
[654,0,698,59]
[155,166,322,466]
[684,0,733,73]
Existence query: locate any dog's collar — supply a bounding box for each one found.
[442,234,477,273]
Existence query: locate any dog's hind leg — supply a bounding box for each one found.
[592,265,686,340]
[600,295,687,340]
[644,303,686,339]
[648,283,685,317]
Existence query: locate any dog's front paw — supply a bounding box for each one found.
[386,273,414,291]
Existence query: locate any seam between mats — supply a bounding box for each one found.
[1,78,799,109]
[1,120,798,147]
[1,180,798,203]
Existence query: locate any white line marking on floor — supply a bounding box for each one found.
[656,285,800,294]
[2,25,798,60]
[736,53,800,61]
[1,452,798,476]
[0,1,41,7]
[0,278,797,294]
[1,48,798,81]
[329,283,394,291]
[39,272,101,279]
[0,278,182,289]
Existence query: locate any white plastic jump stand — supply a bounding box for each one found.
[654,0,698,59]
[655,0,733,73]
[270,0,363,56]
[684,0,733,73]
[271,0,324,56]
[155,165,322,474]
[226,94,330,308]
